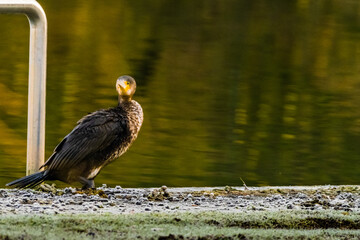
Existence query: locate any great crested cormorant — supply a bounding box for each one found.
[6,75,143,189]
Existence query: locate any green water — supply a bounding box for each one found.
[0,0,359,188]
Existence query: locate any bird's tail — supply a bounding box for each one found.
[6,171,47,188]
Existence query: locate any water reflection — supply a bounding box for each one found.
[0,0,359,187]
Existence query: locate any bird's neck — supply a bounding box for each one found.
[118,95,132,106]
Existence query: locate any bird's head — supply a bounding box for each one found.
[116,75,137,102]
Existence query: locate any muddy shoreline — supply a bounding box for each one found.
[0,185,359,214]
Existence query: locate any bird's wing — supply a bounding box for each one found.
[42,110,128,171]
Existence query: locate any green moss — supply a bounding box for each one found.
[34,183,61,195]
[75,189,108,198]
[148,186,171,201]
[0,210,359,239]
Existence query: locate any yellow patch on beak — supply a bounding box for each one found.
[117,80,130,94]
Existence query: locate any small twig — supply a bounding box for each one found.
[240,177,249,190]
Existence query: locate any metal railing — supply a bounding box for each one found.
[0,0,47,175]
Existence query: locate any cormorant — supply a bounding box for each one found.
[6,75,143,189]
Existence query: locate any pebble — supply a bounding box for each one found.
[0,186,358,214]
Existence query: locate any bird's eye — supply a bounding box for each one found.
[126,81,130,85]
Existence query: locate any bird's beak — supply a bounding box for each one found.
[117,80,130,93]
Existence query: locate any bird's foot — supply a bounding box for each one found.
[78,177,95,190]
[76,177,107,198]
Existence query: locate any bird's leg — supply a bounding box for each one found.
[79,177,95,190]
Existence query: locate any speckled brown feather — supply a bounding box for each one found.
[6,76,143,189]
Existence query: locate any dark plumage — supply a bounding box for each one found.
[7,75,143,189]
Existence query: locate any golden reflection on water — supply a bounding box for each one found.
[0,0,359,187]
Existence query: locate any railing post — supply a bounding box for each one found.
[0,0,47,175]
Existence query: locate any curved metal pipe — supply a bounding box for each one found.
[0,0,47,175]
